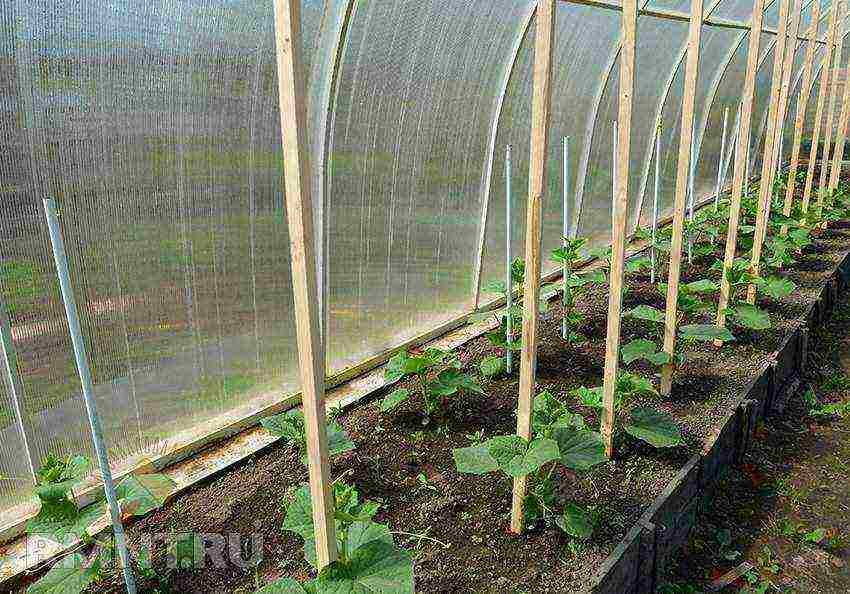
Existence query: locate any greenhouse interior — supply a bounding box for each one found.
[3,0,850,591]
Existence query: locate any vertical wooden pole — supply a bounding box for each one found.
[818,0,845,196]
[715,0,766,331]
[829,43,850,191]
[802,2,839,213]
[511,0,555,534]
[599,0,637,456]
[659,0,704,396]
[745,0,792,303]
[771,0,804,184]
[272,0,337,567]
[782,3,820,233]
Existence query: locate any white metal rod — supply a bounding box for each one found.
[715,107,730,210]
[723,104,742,194]
[562,136,570,340]
[43,199,136,594]
[652,125,661,284]
[506,145,513,374]
[0,299,37,483]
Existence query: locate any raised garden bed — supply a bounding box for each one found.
[6,196,850,594]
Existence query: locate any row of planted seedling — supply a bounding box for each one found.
[249,181,850,592]
[22,178,850,594]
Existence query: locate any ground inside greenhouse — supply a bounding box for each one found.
[9,186,850,594]
[660,291,850,594]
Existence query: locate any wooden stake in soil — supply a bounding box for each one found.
[745,0,793,304]
[660,0,703,396]
[600,0,637,455]
[511,0,555,534]
[714,0,767,334]
[802,2,840,214]
[829,50,850,191]
[272,0,338,567]
[782,4,820,235]
[818,0,845,196]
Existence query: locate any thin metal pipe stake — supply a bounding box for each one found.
[506,145,513,374]
[651,125,661,284]
[715,107,730,211]
[0,299,36,482]
[43,199,137,594]
[562,136,570,340]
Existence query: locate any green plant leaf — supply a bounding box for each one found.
[303,521,394,569]
[621,339,661,365]
[315,540,414,594]
[555,503,594,540]
[488,436,559,477]
[431,369,484,396]
[115,473,175,518]
[572,386,603,409]
[479,355,505,377]
[624,305,665,323]
[255,578,310,594]
[452,444,499,475]
[481,279,507,295]
[28,553,100,594]
[552,428,607,471]
[282,486,314,539]
[678,324,735,342]
[169,533,205,570]
[732,304,771,330]
[757,276,796,299]
[684,279,718,293]
[261,410,304,442]
[647,351,673,365]
[625,407,683,448]
[27,499,106,543]
[380,388,410,412]
[326,423,356,459]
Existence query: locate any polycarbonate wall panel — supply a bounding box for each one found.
[692,29,748,206]
[479,4,620,294]
[328,0,531,368]
[0,0,323,509]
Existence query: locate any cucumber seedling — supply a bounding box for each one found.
[380,347,483,426]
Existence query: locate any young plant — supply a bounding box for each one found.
[551,237,605,344]
[26,454,176,594]
[261,479,414,593]
[261,408,355,464]
[380,347,483,425]
[572,372,685,449]
[714,258,795,331]
[453,391,606,537]
[475,258,561,374]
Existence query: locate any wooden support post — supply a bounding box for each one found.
[771,0,804,184]
[599,0,637,456]
[818,0,845,196]
[715,0,766,332]
[829,44,850,191]
[802,2,839,213]
[272,0,337,567]
[745,0,792,304]
[782,3,820,234]
[511,0,555,534]
[660,0,704,396]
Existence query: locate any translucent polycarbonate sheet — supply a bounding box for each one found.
[479,3,620,294]
[581,16,688,241]
[327,0,531,368]
[749,36,779,176]
[0,0,321,510]
[681,27,743,217]
[0,375,31,509]
[713,0,777,22]
[645,0,690,11]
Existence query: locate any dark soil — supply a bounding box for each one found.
[660,280,850,594]
[10,184,850,594]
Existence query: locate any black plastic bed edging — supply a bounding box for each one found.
[582,248,850,594]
